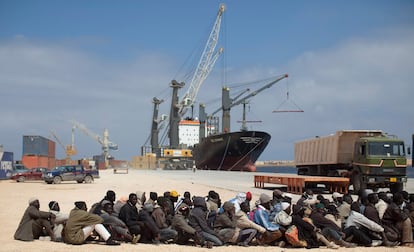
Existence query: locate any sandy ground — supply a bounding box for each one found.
[0,168,413,252]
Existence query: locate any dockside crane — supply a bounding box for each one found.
[50,127,77,164]
[200,74,289,136]
[71,120,118,168]
[169,3,225,149]
[142,4,224,170]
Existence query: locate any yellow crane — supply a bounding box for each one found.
[70,120,118,168]
[50,127,77,164]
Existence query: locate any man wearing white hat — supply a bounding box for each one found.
[332,192,343,207]
[14,197,56,241]
[274,202,292,227]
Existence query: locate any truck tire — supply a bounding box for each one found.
[390,182,403,193]
[351,172,365,195]
[84,175,93,183]
[53,176,62,184]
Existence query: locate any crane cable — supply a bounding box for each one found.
[272,78,304,113]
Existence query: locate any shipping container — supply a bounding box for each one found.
[0,151,14,179]
[48,157,56,169]
[48,140,56,158]
[22,155,49,169]
[23,136,50,156]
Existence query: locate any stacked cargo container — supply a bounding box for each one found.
[0,149,14,179]
[22,135,56,169]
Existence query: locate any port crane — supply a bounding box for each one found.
[71,120,118,168]
[50,128,77,164]
[169,3,225,149]
[142,4,225,170]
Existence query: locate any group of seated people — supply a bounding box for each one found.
[14,188,414,248]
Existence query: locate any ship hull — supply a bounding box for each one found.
[192,131,271,172]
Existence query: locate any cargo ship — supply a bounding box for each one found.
[192,75,289,172]
[192,131,271,172]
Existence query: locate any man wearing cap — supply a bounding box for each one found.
[253,193,283,245]
[337,194,353,225]
[14,198,56,241]
[49,201,68,242]
[332,192,343,207]
[274,202,292,227]
[226,192,246,214]
[64,201,119,245]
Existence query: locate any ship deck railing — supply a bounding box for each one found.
[254,174,349,194]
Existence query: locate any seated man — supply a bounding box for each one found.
[344,201,394,247]
[189,196,223,246]
[64,201,119,246]
[151,197,178,243]
[119,193,142,238]
[48,201,68,242]
[253,193,283,245]
[100,201,138,243]
[172,203,202,245]
[14,198,55,241]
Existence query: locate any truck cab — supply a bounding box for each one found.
[353,136,407,193]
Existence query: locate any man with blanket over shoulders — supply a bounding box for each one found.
[64,201,120,246]
[14,197,55,241]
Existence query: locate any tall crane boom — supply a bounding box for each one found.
[71,120,103,145]
[178,4,225,117]
[71,120,118,168]
[169,4,226,149]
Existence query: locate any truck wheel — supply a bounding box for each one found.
[84,175,93,183]
[351,173,365,195]
[390,182,403,193]
[17,176,26,182]
[53,176,62,184]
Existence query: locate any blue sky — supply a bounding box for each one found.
[1,0,413,162]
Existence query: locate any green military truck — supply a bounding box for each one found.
[295,130,409,194]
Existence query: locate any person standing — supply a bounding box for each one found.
[14,198,55,241]
[64,201,119,245]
